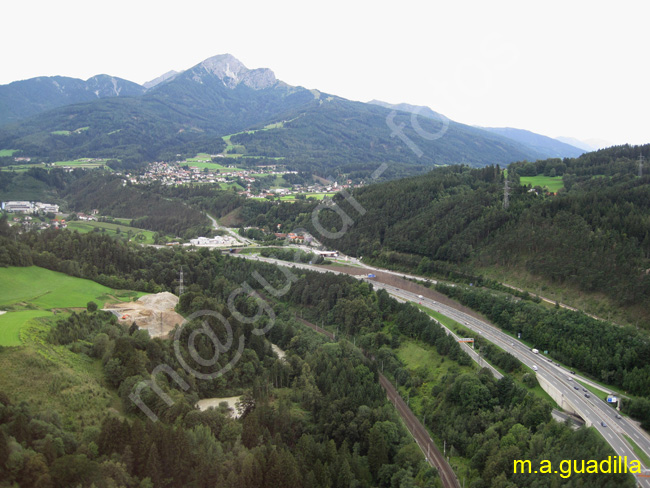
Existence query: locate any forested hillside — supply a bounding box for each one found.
[0,54,560,173]
[0,224,638,487]
[0,74,145,126]
[62,174,210,238]
[223,144,650,326]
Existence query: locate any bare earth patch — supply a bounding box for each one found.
[103,292,184,338]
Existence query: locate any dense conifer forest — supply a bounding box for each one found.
[0,224,641,487]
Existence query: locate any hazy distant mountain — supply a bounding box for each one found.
[0,55,557,171]
[482,127,585,159]
[143,70,179,90]
[368,99,448,121]
[0,75,145,126]
[369,101,584,160]
[555,136,612,152]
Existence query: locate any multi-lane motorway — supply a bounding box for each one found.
[374,284,650,486]
[230,252,650,484]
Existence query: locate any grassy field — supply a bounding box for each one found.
[219,182,245,190]
[0,266,143,346]
[0,149,18,157]
[520,175,564,192]
[67,220,157,244]
[416,304,558,406]
[0,310,52,346]
[219,121,286,158]
[0,266,123,310]
[52,158,109,169]
[184,153,246,172]
[0,157,109,172]
[0,164,35,172]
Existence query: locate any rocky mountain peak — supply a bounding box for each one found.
[196,54,277,90]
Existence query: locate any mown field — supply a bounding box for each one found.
[0,266,142,346]
[519,175,564,192]
[52,158,110,169]
[67,219,157,244]
[184,153,245,171]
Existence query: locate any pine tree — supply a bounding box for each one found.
[368,425,389,480]
[144,443,162,488]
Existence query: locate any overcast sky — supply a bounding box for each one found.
[1,0,648,146]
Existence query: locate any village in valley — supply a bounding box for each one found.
[127,156,360,199]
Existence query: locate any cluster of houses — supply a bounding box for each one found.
[126,161,360,200]
[131,162,235,186]
[128,161,295,188]
[1,201,60,214]
[7,215,66,231]
[274,232,307,242]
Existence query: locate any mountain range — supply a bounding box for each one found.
[0,54,585,173]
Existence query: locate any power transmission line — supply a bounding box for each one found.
[639,154,645,178]
[178,267,184,296]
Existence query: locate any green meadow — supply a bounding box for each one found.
[67,219,157,244]
[184,153,246,172]
[520,175,564,193]
[0,310,52,347]
[52,158,109,169]
[0,266,143,346]
[0,149,18,157]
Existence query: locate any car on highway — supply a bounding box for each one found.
[582,388,587,392]
[601,421,607,427]
[585,393,590,398]
[574,386,580,390]
[615,414,622,419]
[569,370,576,374]
[418,295,423,299]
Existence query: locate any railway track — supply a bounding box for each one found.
[295,314,459,488]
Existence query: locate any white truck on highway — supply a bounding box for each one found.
[532,348,539,354]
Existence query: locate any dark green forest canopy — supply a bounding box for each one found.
[0,229,638,487]
[219,145,650,324]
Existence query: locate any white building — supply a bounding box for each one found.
[34,202,60,213]
[2,201,34,213]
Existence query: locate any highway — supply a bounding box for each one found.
[376,284,650,487]
[229,252,650,485]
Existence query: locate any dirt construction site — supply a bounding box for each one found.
[103,292,184,338]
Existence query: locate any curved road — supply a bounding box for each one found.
[229,252,650,485]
